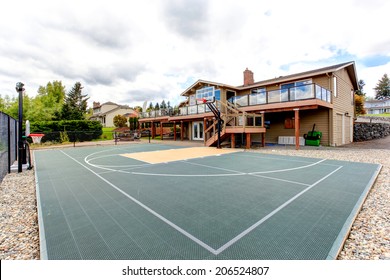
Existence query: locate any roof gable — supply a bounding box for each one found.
[180,80,238,96]
[179,61,359,96]
[239,61,358,90]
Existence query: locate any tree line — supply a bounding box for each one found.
[0,81,89,122]
[146,100,177,112]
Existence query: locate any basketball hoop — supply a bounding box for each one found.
[29,133,45,144]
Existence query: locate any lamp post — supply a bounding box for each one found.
[15,82,24,173]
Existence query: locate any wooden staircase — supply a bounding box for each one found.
[204,100,266,147]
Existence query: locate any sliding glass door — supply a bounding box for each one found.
[192,122,204,140]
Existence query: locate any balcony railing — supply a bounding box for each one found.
[139,103,222,119]
[228,83,331,107]
[139,83,331,119]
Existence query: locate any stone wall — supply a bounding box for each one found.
[354,122,390,141]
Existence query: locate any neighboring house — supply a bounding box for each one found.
[139,61,358,148]
[90,101,138,127]
[364,99,390,114]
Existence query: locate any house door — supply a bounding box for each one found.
[193,121,204,140]
[227,90,236,102]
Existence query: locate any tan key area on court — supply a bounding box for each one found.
[121,147,240,164]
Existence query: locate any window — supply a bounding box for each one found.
[189,94,196,106]
[250,87,266,105]
[281,83,294,102]
[196,86,216,102]
[281,80,311,101]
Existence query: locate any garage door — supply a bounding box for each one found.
[336,113,343,145]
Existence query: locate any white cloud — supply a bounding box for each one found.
[0,0,389,107]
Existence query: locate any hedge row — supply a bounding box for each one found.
[29,120,103,143]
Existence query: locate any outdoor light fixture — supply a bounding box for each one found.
[15,82,25,92]
[16,82,25,173]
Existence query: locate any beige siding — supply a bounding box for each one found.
[331,68,355,145]
[262,109,329,145]
[300,109,329,145]
[312,75,331,91]
[335,113,343,145]
[100,104,117,113]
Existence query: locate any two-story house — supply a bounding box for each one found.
[90,101,138,127]
[139,61,358,148]
[364,98,390,114]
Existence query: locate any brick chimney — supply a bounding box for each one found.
[93,102,100,108]
[243,68,254,86]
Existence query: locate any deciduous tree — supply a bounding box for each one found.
[113,114,128,127]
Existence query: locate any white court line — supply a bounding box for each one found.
[237,152,342,167]
[214,165,343,254]
[180,160,246,175]
[86,150,329,179]
[73,149,343,255]
[249,159,327,174]
[250,174,310,187]
[85,149,152,173]
[130,171,243,177]
[60,150,219,255]
[128,159,328,179]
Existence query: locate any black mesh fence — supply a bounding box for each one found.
[28,130,103,146]
[0,111,18,183]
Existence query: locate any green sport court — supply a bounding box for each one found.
[33,143,381,260]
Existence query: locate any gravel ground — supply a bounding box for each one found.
[0,138,389,260]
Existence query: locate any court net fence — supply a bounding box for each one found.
[0,111,18,183]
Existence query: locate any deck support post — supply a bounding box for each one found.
[262,133,265,147]
[246,133,251,149]
[180,121,184,141]
[160,122,163,140]
[231,133,235,148]
[294,108,300,150]
[151,122,155,139]
[173,121,177,141]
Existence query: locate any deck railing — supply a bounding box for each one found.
[139,83,331,119]
[228,83,331,107]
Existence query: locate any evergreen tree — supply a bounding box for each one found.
[160,100,167,109]
[147,102,153,112]
[61,82,89,120]
[356,79,366,96]
[154,102,160,110]
[374,74,390,100]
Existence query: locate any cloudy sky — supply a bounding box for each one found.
[1,0,389,108]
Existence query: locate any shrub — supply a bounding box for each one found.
[60,131,70,143]
[30,120,103,143]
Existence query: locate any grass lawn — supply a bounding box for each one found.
[98,127,115,141]
[363,113,390,117]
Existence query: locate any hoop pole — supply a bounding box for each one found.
[17,85,24,173]
[217,111,221,149]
